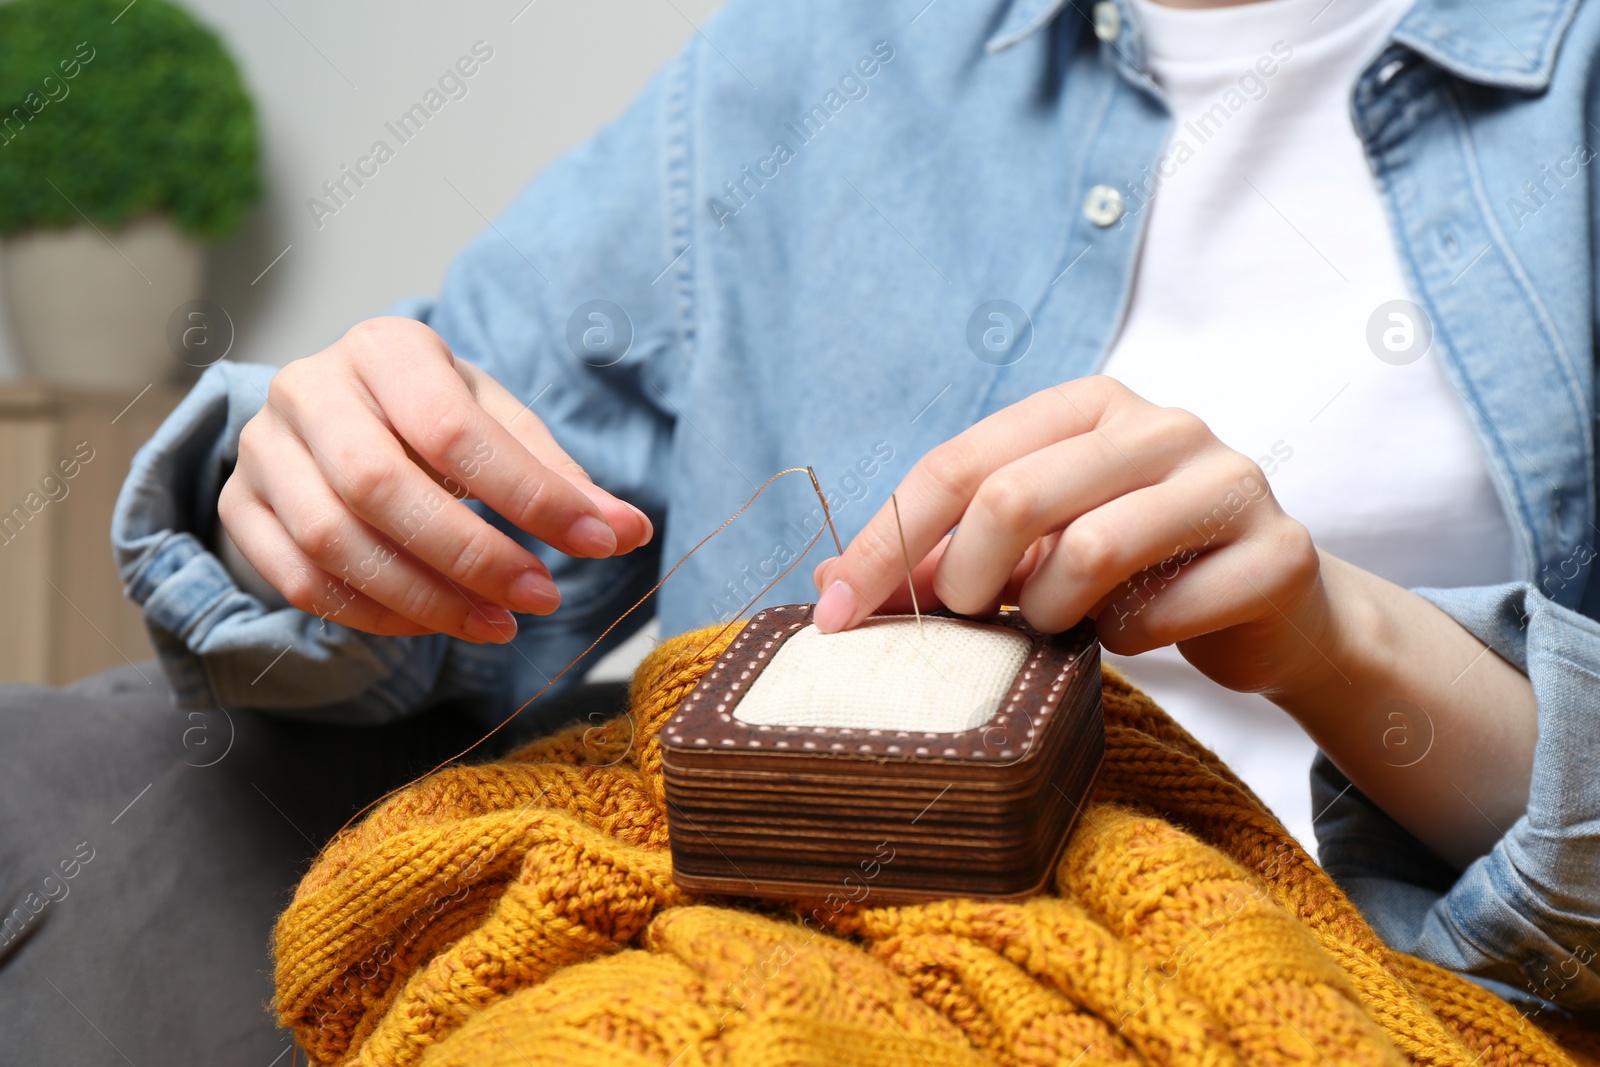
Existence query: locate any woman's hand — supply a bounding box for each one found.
[814,375,1541,867]
[811,375,1331,698]
[218,316,653,644]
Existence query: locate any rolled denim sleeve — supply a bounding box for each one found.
[1313,581,1600,1017]
[111,37,702,722]
[111,361,465,722]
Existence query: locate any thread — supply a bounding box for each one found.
[892,491,923,637]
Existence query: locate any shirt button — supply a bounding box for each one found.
[1375,58,1407,85]
[1083,184,1124,227]
[1092,1,1122,42]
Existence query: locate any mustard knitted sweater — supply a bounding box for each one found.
[272,625,1600,1067]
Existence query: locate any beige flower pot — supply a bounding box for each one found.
[2,215,208,389]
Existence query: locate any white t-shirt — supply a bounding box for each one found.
[1099,0,1515,853]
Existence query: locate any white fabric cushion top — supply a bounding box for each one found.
[732,616,1030,733]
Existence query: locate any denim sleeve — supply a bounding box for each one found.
[110,361,463,722]
[111,40,700,723]
[1312,581,1600,1017]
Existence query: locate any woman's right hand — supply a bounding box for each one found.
[218,316,652,643]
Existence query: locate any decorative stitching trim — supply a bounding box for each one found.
[662,604,1096,764]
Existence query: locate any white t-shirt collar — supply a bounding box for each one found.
[1127,0,1403,65]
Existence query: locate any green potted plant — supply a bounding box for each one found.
[0,0,260,388]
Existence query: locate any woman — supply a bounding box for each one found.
[113,0,1598,1028]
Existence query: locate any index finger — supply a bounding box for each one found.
[464,363,653,554]
[362,345,621,560]
[812,378,1119,632]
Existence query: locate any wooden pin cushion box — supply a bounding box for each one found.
[662,604,1103,904]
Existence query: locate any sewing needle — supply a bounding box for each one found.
[891,492,923,638]
[806,465,845,556]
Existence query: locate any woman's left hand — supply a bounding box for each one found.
[812,375,1334,699]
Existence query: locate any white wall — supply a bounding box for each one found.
[0,0,721,376]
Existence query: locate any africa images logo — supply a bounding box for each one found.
[706,42,896,229]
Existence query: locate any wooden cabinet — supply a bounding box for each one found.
[0,382,185,685]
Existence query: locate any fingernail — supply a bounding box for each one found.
[812,556,838,591]
[509,569,559,613]
[570,515,618,557]
[466,606,517,643]
[813,580,860,633]
[628,503,654,543]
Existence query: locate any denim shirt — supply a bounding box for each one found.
[114,0,1600,1015]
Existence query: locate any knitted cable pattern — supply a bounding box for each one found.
[273,625,1600,1066]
